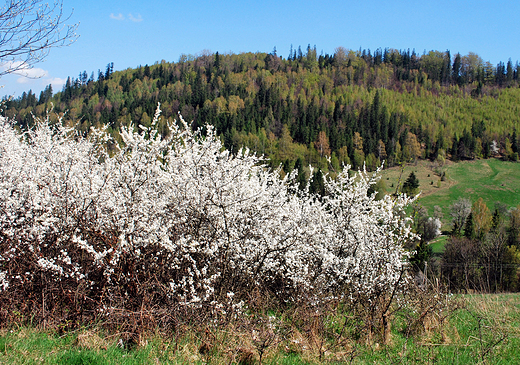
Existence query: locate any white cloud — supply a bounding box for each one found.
[0,62,68,96]
[110,12,142,22]
[0,61,21,72]
[16,77,35,84]
[16,68,48,80]
[14,76,65,93]
[128,13,143,22]
[1,61,48,79]
[110,13,124,21]
[47,77,67,90]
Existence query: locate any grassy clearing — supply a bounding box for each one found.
[381,158,520,226]
[429,235,448,255]
[1,294,519,364]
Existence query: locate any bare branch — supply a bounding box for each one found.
[0,0,78,77]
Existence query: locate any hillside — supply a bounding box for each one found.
[3,47,520,175]
[380,158,520,224]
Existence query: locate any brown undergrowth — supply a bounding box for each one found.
[0,268,464,364]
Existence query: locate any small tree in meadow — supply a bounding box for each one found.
[402,171,420,195]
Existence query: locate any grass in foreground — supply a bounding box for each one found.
[1,294,519,364]
[354,293,520,364]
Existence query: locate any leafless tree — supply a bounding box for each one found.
[449,197,472,235]
[0,0,78,77]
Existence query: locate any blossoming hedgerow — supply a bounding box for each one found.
[0,104,416,314]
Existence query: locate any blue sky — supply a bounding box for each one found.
[2,0,519,98]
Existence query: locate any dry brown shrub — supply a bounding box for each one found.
[74,330,109,350]
[400,280,463,343]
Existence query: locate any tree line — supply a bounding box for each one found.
[410,196,520,293]
[4,46,520,176]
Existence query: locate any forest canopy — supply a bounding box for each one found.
[4,46,520,172]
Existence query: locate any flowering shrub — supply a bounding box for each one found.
[0,105,415,329]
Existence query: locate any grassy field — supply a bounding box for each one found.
[380,158,520,228]
[1,294,519,364]
[358,293,520,364]
[428,235,448,255]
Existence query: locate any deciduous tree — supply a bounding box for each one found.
[449,197,472,236]
[314,130,331,157]
[0,0,78,77]
[0,106,416,327]
[472,198,492,239]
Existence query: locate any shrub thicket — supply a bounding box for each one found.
[0,106,416,342]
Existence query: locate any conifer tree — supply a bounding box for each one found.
[464,212,474,239]
[293,157,307,191]
[402,171,419,195]
[309,168,325,197]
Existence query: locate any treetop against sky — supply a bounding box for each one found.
[1,0,519,97]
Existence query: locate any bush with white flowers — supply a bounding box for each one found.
[0,105,415,326]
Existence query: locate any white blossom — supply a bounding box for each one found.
[0,271,8,291]
[0,106,415,307]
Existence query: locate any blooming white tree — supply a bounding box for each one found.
[449,197,472,235]
[423,217,442,241]
[0,105,416,325]
[490,140,500,155]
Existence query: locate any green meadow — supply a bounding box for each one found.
[381,158,520,228]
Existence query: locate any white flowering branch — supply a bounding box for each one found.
[0,105,416,324]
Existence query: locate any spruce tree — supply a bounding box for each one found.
[464,212,474,239]
[294,157,307,191]
[402,171,419,195]
[309,168,325,197]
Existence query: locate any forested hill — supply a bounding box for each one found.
[4,46,520,172]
